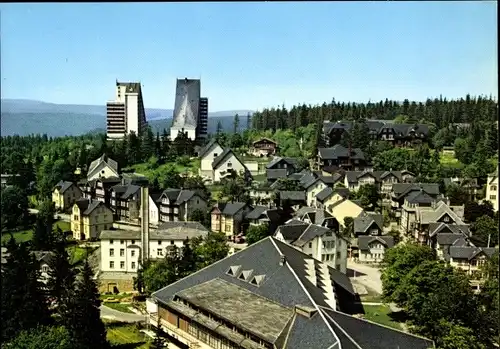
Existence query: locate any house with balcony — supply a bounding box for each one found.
[391,183,442,213]
[147,236,434,349]
[71,198,114,240]
[87,154,119,181]
[344,170,415,198]
[303,175,341,207]
[357,235,395,264]
[265,156,297,183]
[318,145,370,172]
[78,177,122,206]
[212,148,252,183]
[277,190,307,209]
[377,123,430,147]
[248,183,274,206]
[211,202,252,240]
[293,207,341,229]
[99,221,209,293]
[52,180,82,212]
[250,137,278,157]
[427,223,472,260]
[485,167,498,211]
[158,188,208,223]
[198,139,224,179]
[110,184,142,222]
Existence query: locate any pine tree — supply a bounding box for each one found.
[179,238,197,278]
[150,322,167,349]
[1,238,52,342]
[233,114,240,134]
[47,235,76,323]
[67,259,108,349]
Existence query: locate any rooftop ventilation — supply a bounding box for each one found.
[294,305,318,319]
[279,255,286,266]
[226,265,242,277]
[250,275,266,287]
[238,269,254,281]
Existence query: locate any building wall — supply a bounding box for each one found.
[149,196,159,225]
[179,196,208,221]
[126,94,139,134]
[200,144,224,174]
[307,182,327,207]
[485,173,498,212]
[321,193,347,210]
[88,162,119,181]
[213,155,246,182]
[329,200,364,227]
[52,186,82,211]
[71,204,114,240]
[359,242,388,263]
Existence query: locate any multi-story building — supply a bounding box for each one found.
[170,78,208,143]
[106,81,147,140]
[147,236,434,349]
[110,184,142,222]
[344,170,415,198]
[52,180,82,212]
[87,154,119,181]
[485,167,498,211]
[71,198,114,241]
[158,188,208,223]
[211,202,252,240]
[318,145,370,172]
[99,221,209,293]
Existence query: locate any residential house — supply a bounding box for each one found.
[358,235,395,264]
[293,207,341,229]
[250,137,278,157]
[147,236,434,349]
[246,206,289,234]
[148,192,163,226]
[327,199,364,228]
[71,198,114,240]
[248,183,274,206]
[402,200,466,243]
[198,139,224,179]
[1,247,55,285]
[314,187,350,210]
[353,213,384,237]
[78,177,122,205]
[110,184,142,222]
[377,123,430,147]
[87,154,119,181]
[303,175,340,207]
[99,221,209,293]
[318,145,370,172]
[211,202,252,240]
[391,183,441,213]
[278,191,307,208]
[344,170,415,198]
[212,148,252,183]
[443,177,481,202]
[265,156,297,183]
[158,188,208,223]
[52,180,82,212]
[350,213,387,261]
[427,223,472,260]
[485,167,498,211]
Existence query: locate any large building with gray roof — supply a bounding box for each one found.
[147,236,434,349]
[170,78,208,142]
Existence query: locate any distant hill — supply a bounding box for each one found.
[0,99,254,137]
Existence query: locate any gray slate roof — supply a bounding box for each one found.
[152,237,433,349]
[358,236,395,251]
[214,202,248,216]
[88,154,118,177]
[266,169,289,180]
[54,180,76,194]
[75,198,105,215]
[318,145,365,161]
[392,183,440,200]
[449,246,497,260]
[246,206,268,220]
[266,157,297,170]
[280,191,306,201]
[353,214,383,234]
[198,139,222,158]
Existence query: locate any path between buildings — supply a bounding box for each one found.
[347,260,383,294]
[28,208,71,222]
[100,304,146,323]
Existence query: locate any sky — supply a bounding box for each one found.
[1,2,497,111]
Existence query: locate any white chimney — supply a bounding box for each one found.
[140,186,149,263]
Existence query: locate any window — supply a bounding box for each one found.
[42,265,49,273]
[120,261,125,269]
[131,240,135,244]
[491,185,497,191]
[110,239,114,245]
[120,240,124,244]
[109,249,114,257]
[443,216,450,222]
[131,262,136,269]
[336,252,341,260]
[490,195,497,200]
[158,240,162,245]
[170,240,174,245]
[120,249,124,257]
[214,153,218,158]
[158,249,163,256]
[131,250,135,257]
[470,259,477,266]
[109,261,114,269]
[308,242,312,248]
[227,162,232,168]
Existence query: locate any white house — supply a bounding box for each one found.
[87,154,119,181]
[212,148,251,183]
[274,221,348,274]
[149,192,162,225]
[357,236,395,264]
[485,167,498,212]
[198,139,224,179]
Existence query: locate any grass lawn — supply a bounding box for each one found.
[104,302,136,314]
[126,158,201,179]
[101,293,135,301]
[362,304,403,330]
[67,246,96,265]
[439,152,464,169]
[1,219,70,244]
[106,322,150,348]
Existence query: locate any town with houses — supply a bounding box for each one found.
[1,76,499,349]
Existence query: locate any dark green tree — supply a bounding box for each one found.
[179,239,197,278]
[5,325,73,349]
[1,185,29,232]
[192,232,230,269]
[233,113,240,134]
[353,184,381,210]
[245,224,270,245]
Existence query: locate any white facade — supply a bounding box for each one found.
[213,153,247,182]
[199,142,224,179]
[485,168,498,212]
[274,230,348,274]
[126,94,139,134]
[306,181,328,207]
[149,195,160,225]
[359,241,389,263]
[87,162,119,181]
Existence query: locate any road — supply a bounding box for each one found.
[29,208,70,222]
[100,304,146,323]
[347,260,383,294]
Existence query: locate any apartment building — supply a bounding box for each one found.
[52,180,82,212]
[71,198,114,240]
[106,81,147,140]
[170,78,208,142]
[158,188,208,222]
[485,167,498,211]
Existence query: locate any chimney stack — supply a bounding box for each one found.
[140,186,149,264]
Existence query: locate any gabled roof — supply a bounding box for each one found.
[88,154,118,177]
[53,180,76,194]
[198,139,222,159]
[405,190,435,205]
[253,137,277,145]
[246,206,268,220]
[428,223,470,237]
[418,201,465,225]
[358,236,395,251]
[212,148,243,169]
[293,224,332,247]
[112,184,141,200]
[152,237,433,349]
[353,213,383,234]
[318,145,365,161]
[275,222,310,242]
[449,246,497,260]
[266,156,297,170]
[213,202,249,216]
[74,198,107,216]
[392,183,440,200]
[266,169,289,180]
[280,191,306,201]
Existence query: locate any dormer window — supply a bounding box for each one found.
[227,162,232,168]
[214,153,218,158]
